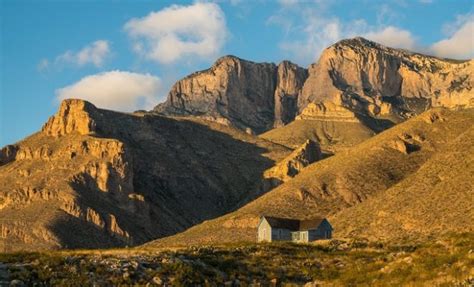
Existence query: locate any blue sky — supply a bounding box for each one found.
[1,0,473,146]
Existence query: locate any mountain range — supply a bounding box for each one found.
[0,37,473,251]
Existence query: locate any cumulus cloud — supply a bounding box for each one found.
[56,40,111,67]
[56,71,162,111]
[276,14,416,65]
[363,26,416,50]
[271,3,418,65]
[39,40,111,71]
[430,15,474,59]
[124,2,227,64]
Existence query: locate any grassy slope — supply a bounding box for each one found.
[331,124,474,241]
[260,118,376,151]
[146,108,474,247]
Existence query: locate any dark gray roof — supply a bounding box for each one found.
[262,216,327,231]
[264,217,300,230]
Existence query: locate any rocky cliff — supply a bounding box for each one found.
[0,99,291,251]
[299,37,474,118]
[156,38,473,135]
[155,56,307,133]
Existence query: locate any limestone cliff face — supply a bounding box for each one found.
[299,37,474,118]
[155,56,307,133]
[156,38,472,134]
[296,101,360,122]
[42,99,98,137]
[273,61,308,127]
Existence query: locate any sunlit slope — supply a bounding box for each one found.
[146,108,474,247]
[331,124,474,241]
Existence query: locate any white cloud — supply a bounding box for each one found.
[363,26,416,50]
[56,40,111,67]
[124,2,227,64]
[431,15,474,59]
[56,71,162,111]
[270,4,418,65]
[39,40,111,71]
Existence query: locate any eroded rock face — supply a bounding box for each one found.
[296,101,360,122]
[155,56,307,133]
[0,145,18,165]
[273,61,308,127]
[263,140,321,191]
[42,99,98,137]
[156,38,472,134]
[299,37,474,118]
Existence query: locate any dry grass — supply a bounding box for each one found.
[260,118,376,151]
[148,108,474,247]
[1,233,473,286]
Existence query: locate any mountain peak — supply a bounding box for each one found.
[42,99,98,137]
[332,37,390,51]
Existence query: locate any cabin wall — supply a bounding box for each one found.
[308,221,332,241]
[271,228,292,241]
[257,219,272,242]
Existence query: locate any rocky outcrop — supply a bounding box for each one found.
[0,145,17,166]
[42,99,98,137]
[296,101,360,122]
[155,56,277,133]
[263,140,321,191]
[299,37,474,118]
[155,56,307,133]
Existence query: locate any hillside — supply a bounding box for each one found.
[147,108,474,247]
[260,101,384,151]
[331,122,474,241]
[0,99,290,251]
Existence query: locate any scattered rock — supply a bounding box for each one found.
[152,276,163,285]
[9,279,25,287]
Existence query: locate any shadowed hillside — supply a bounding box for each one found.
[0,99,290,251]
[146,108,474,247]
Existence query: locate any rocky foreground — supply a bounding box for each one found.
[1,233,473,286]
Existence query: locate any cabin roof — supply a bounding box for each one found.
[262,216,327,231]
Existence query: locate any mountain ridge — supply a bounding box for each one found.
[1,37,473,251]
[156,37,473,136]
